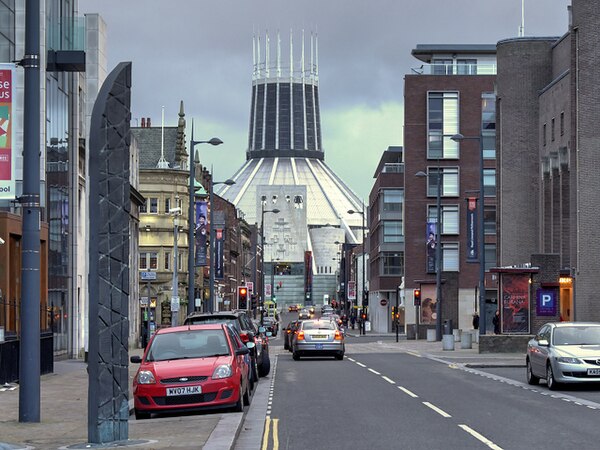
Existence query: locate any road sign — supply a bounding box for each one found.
[246,281,254,294]
[171,296,180,312]
[380,298,388,307]
[140,271,157,281]
[348,281,356,300]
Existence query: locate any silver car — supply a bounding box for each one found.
[526,322,600,390]
[292,319,345,360]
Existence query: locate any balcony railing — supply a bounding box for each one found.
[412,63,496,76]
[47,16,86,51]
[382,163,404,174]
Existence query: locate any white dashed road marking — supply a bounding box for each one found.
[459,424,504,450]
[398,386,419,398]
[423,401,451,418]
[382,376,395,384]
[367,368,381,375]
[356,362,366,368]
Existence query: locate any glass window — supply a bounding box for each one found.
[150,197,158,213]
[543,124,547,146]
[382,252,403,276]
[383,189,403,212]
[457,59,477,75]
[164,251,170,270]
[560,112,564,136]
[383,221,403,243]
[140,199,147,213]
[428,205,459,234]
[431,59,453,75]
[139,252,147,270]
[441,243,459,271]
[149,252,158,270]
[483,169,496,197]
[427,167,459,197]
[482,131,496,160]
[484,243,496,271]
[165,197,171,214]
[551,118,555,142]
[484,206,496,235]
[428,92,459,159]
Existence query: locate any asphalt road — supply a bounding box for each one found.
[256,310,600,450]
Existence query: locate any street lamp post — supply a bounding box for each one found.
[188,123,222,316]
[260,201,280,325]
[416,169,443,341]
[451,133,486,335]
[348,205,367,335]
[171,201,181,326]
[208,176,235,313]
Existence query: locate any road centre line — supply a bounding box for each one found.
[368,368,381,375]
[347,357,356,362]
[422,402,451,418]
[458,424,503,450]
[382,376,395,384]
[356,362,366,368]
[398,386,419,398]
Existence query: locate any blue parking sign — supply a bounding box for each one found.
[536,289,557,316]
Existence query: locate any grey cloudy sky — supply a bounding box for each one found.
[79,0,570,199]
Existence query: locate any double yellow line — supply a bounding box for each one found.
[261,416,279,450]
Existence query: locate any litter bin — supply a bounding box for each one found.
[442,334,455,351]
[443,319,453,336]
[426,328,436,342]
[453,328,462,342]
[406,324,417,340]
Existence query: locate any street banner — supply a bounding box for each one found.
[195,201,208,266]
[420,284,437,325]
[466,197,478,262]
[0,64,15,200]
[348,280,356,300]
[501,273,530,334]
[265,283,272,298]
[304,251,313,305]
[215,228,224,279]
[426,222,437,273]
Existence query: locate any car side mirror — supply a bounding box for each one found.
[258,326,266,333]
[236,346,250,356]
[538,339,549,347]
[245,342,256,349]
[266,331,273,337]
[130,355,142,364]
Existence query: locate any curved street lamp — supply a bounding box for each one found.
[348,206,367,335]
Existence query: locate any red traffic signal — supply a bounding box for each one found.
[238,286,248,309]
[413,288,421,306]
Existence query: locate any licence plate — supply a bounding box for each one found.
[587,369,600,376]
[315,344,324,350]
[313,335,327,339]
[166,385,202,396]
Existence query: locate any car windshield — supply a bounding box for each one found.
[302,321,336,331]
[553,326,600,345]
[146,329,230,361]
[186,317,240,331]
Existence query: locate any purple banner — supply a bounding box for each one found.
[426,222,437,273]
[466,197,478,262]
[214,228,224,279]
[195,201,208,266]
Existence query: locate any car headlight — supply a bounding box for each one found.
[556,357,581,364]
[137,370,156,384]
[212,364,233,379]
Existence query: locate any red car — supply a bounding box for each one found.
[130,324,253,419]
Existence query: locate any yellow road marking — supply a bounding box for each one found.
[273,418,279,449]
[262,416,271,450]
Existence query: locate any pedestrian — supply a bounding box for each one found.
[350,314,356,330]
[492,310,501,334]
[472,312,479,330]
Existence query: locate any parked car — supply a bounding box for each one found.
[284,320,301,351]
[526,322,600,390]
[291,319,345,360]
[130,324,253,419]
[184,311,270,380]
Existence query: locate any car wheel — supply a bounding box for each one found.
[335,352,344,360]
[292,351,300,361]
[232,387,244,412]
[546,363,559,390]
[526,359,539,385]
[258,353,271,377]
[135,409,151,420]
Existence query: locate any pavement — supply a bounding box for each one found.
[0,333,525,450]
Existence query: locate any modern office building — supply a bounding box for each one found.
[495,0,599,327]
[403,44,498,336]
[367,146,404,333]
[218,31,363,307]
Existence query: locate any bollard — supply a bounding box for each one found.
[442,334,455,350]
[453,328,462,342]
[461,332,472,349]
[427,328,436,342]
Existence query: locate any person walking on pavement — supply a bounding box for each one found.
[492,310,501,334]
[350,313,356,330]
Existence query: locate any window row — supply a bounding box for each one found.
[140,196,183,214]
[427,242,497,272]
[542,111,565,146]
[425,167,496,197]
[427,204,496,235]
[140,251,187,271]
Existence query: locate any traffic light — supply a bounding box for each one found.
[251,294,258,310]
[391,306,396,316]
[238,286,248,309]
[362,291,369,307]
[413,288,421,306]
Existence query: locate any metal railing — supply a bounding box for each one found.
[413,63,497,76]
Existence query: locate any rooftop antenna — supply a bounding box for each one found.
[315,30,319,79]
[310,31,314,79]
[277,29,281,78]
[252,33,256,80]
[157,105,170,168]
[265,30,270,78]
[257,34,262,79]
[518,0,525,37]
[301,29,305,80]
[289,28,294,79]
